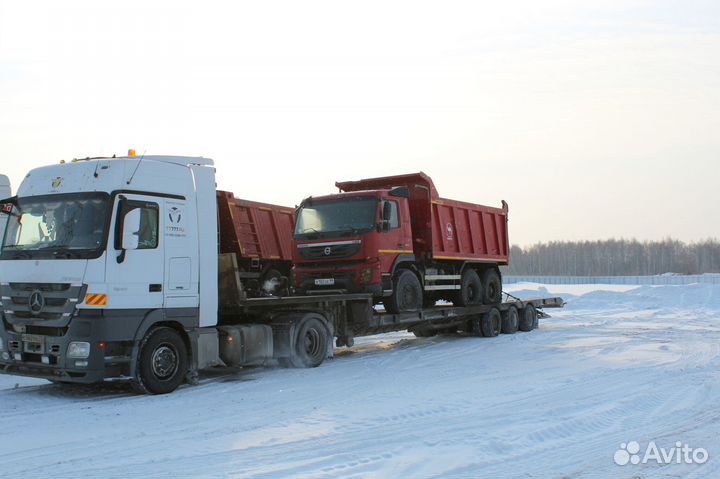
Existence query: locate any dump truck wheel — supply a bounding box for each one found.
[132,327,188,395]
[287,316,329,368]
[519,304,537,332]
[481,308,502,337]
[385,270,423,314]
[482,269,502,304]
[454,269,483,306]
[502,306,519,334]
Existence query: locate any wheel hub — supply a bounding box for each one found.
[151,344,178,379]
[304,329,321,356]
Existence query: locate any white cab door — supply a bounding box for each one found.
[104,194,165,309]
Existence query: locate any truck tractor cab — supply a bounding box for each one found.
[0,155,219,393]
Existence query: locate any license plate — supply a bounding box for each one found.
[22,334,44,343]
[314,278,335,286]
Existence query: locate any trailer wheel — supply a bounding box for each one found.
[482,269,502,304]
[132,327,188,395]
[287,316,329,368]
[481,308,502,337]
[385,270,423,314]
[454,269,483,306]
[502,306,519,334]
[519,304,537,332]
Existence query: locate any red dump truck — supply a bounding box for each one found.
[293,172,509,313]
[216,191,294,296]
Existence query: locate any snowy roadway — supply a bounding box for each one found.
[1,283,719,478]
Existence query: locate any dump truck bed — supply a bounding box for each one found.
[217,191,295,261]
[335,172,509,263]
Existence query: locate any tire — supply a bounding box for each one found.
[481,308,502,337]
[287,316,329,368]
[132,327,188,395]
[502,306,519,334]
[482,269,502,304]
[468,315,482,336]
[519,304,537,332]
[454,269,483,306]
[384,270,423,314]
[260,268,285,296]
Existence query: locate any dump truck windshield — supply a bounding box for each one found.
[295,197,376,238]
[1,193,110,259]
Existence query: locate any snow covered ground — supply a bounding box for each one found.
[2,283,719,478]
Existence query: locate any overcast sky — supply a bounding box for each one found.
[1,0,718,246]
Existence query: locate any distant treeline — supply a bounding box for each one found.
[502,239,720,276]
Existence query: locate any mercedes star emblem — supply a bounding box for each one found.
[29,290,45,315]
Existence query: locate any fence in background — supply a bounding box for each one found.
[504,274,720,285]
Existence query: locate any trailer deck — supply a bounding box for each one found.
[224,293,565,346]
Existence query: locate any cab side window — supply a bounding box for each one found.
[388,201,399,228]
[115,199,159,250]
[137,205,159,249]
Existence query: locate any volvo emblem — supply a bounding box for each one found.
[324,247,332,256]
[29,290,45,315]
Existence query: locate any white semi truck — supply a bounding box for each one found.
[0,155,563,394]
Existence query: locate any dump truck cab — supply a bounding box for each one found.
[292,188,414,297]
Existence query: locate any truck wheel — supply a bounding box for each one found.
[288,316,329,368]
[482,269,502,304]
[260,269,285,296]
[132,327,188,395]
[384,270,423,314]
[454,269,482,306]
[502,306,519,334]
[481,308,502,337]
[519,304,537,332]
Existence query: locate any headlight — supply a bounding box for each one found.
[67,341,91,359]
[359,267,374,285]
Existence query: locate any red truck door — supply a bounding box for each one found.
[378,198,413,271]
[408,185,432,256]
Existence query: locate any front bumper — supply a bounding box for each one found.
[0,310,133,384]
[294,265,383,296]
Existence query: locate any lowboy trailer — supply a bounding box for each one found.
[0,154,563,394]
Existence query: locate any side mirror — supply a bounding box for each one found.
[121,208,141,250]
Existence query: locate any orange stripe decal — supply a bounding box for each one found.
[85,293,107,306]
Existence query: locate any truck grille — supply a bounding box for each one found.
[298,241,361,260]
[1,283,84,324]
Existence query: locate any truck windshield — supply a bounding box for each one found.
[1,193,110,259]
[295,197,377,238]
